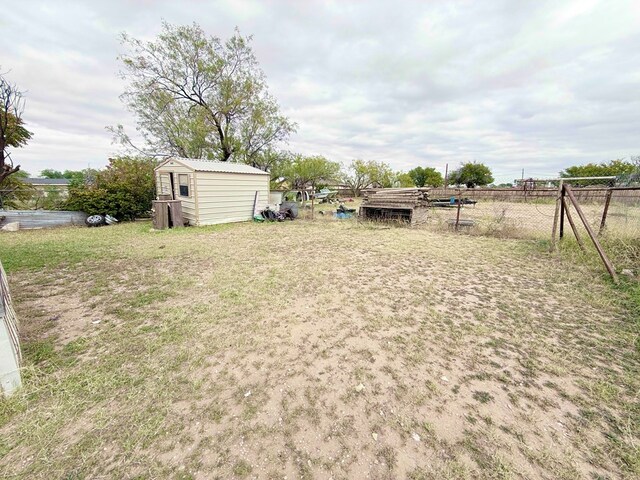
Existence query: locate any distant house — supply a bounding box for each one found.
[24,178,71,197]
[154,158,270,226]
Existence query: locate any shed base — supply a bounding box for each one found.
[359,206,429,225]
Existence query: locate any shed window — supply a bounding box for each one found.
[178,174,190,197]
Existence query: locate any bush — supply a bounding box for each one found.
[64,156,156,220]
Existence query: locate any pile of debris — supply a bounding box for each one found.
[255,203,298,222]
[359,188,430,225]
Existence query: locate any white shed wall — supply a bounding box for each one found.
[196,172,269,225]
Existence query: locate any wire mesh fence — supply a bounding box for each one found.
[425,184,640,242]
[420,181,639,279]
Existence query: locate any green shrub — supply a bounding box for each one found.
[64,156,156,220]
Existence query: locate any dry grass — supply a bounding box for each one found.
[428,200,640,240]
[0,218,638,479]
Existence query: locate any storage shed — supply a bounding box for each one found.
[154,158,270,226]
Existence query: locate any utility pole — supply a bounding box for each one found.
[444,163,448,190]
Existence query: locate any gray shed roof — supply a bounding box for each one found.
[25,178,71,185]
[157,158,270,176]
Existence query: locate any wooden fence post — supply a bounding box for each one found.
[550,180,563,251]
[559,184,565,239]
[564,185,618,283]
[455,190,462,231]
[599,189,613,235]
[561,197,586,252]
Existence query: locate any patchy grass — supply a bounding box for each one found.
[0,219,638,479]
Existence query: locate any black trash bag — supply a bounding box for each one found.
[261,209,277,221]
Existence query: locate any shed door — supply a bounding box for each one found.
[169,173,176,200]
[158,173,176,200]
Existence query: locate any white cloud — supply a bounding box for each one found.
[2,0,639,183]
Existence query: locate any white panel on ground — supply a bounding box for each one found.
[0,305,21,395]
[0,262,21,397]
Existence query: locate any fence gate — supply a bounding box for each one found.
[0,260,21,395]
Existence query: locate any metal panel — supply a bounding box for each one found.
[0,210,88,230]
[0,260,21,395]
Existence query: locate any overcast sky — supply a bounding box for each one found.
[3,0,640,183]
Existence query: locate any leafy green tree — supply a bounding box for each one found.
[39,169,83,179]
[65,157,157,220]
[285,154,339,217]
[395,172,415,187]
[449,162,494,188]
[408,166,443,187]
[342,159,371,196]
[620,155,640,186]
[247,148,293,190]
[267,151,293,190]
[114,22,296,164]
[39,169,64,178]
[286,155,340,191]
[560,159,636,185]
[39,168,99,188]
[371,162,395,188]
[71,168,99,187]
[0,72,33,183]
[342,159,395,196]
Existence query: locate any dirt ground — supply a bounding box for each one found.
[0,219,638,479]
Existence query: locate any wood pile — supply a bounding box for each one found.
[361,188,430,209]
[360,188,431,225]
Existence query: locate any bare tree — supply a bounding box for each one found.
[0,72,32,184]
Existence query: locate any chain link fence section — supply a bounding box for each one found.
[425,183,640,241]
[597,187,640,240]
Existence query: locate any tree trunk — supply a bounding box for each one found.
[311,191,315,220]
[214,117,232,162]
[0,143,19,184]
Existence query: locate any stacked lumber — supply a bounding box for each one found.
[361,188,430,209]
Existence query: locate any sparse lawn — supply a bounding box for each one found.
[0,218,638,479]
